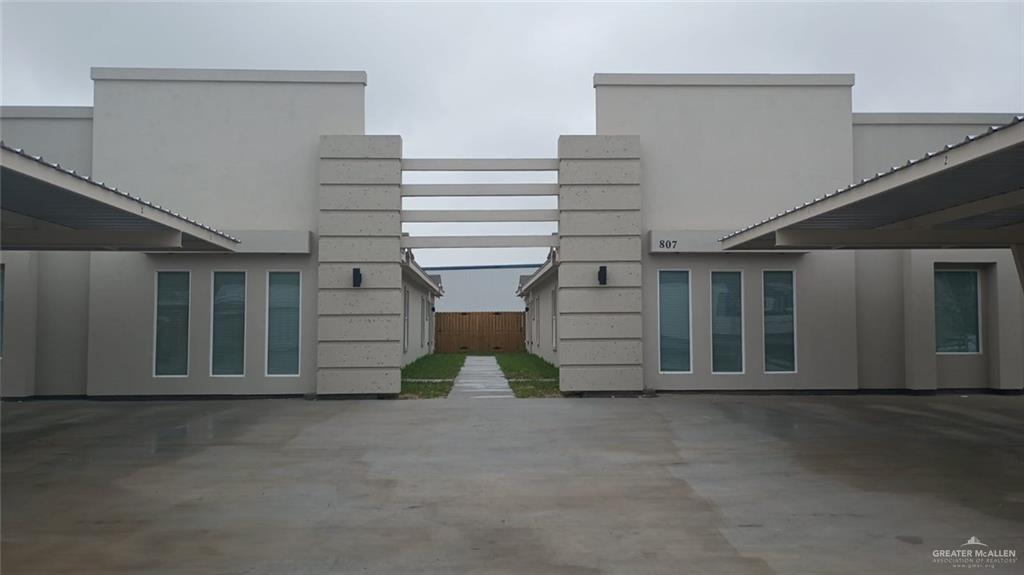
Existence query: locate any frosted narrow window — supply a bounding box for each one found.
[659,270,691,372]
[711,272,743,373]
[155,271,190,376]
[267,272,300,375]
[935,270,980,353]
[763,271,795,372]
[212,272,245,375]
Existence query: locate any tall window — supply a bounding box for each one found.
[267,272,300,376]
[211,272,245,376]
[659,270,691,372]
[711,271,743,373]
[763,271,796,372]
[154,271,190,376]
[935,270,981,353]
[420,295,426,348]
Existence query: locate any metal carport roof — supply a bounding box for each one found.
[720,116,1024,280]
[1,141,239,251]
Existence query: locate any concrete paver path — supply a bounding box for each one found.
[447,356,514,399]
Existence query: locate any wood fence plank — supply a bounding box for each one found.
[435,312,525,353]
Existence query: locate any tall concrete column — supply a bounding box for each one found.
[557,136,644,392]
[317,136,403,395]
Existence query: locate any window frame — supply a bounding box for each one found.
[264,269,302,378]
[209,270,247,378]
[761,269,798,374]
[153,269,192,378]
[710,269,745,375]
[934,269,983,356]
[657,268,694,375]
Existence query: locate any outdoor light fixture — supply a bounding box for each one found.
[353,267,362,287]
[598,265,608,285]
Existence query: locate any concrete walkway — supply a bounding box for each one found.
[447,356,514,399]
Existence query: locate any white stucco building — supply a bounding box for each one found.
[1,68,1021,396]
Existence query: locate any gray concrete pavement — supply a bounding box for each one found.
[447,356,514,399]
[3,394,1023,574]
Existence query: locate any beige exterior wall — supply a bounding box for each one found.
[851,114,1023,391]
[85,69,365,395]
[401,269,437,366]
[523,271,559,366]
[642,252,859,390]
[3,71,1019,396]
[86,254,318,395]
[1,108,94,396]
[596,75,858,391]
[0,252,38,397]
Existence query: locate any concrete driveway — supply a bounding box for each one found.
[3,394,1023,574]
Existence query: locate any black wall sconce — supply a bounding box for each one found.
[598,265,608,285]
[353,267,362,287]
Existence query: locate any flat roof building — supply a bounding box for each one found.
[1,68,1020,397]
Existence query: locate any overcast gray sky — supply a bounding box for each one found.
[2,1,1022,266]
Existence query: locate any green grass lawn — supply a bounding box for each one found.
[494,352,562,398]
[400,353,466,399]
[507,380,562,398]
[494,352,559,380]
[401,353,466,380]
[399,380,455,399]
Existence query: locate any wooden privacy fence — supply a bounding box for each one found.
[435,312,525,353]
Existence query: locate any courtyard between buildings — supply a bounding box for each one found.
[3,393,1022,574]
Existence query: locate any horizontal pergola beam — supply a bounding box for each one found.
[775,228,1024,248]
[402,159,559,171]
[401,184,558,196]
[401,235,559,249]
[401,209,559,223]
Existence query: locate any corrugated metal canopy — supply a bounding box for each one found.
[1,141,238,251]
[722,116,1024,250]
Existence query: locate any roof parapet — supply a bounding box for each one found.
[91,67,367,85]
[594,73,855,87]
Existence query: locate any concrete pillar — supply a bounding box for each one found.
[557,136,644,392]
[902,251,938,391]
[317,136,403,395]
